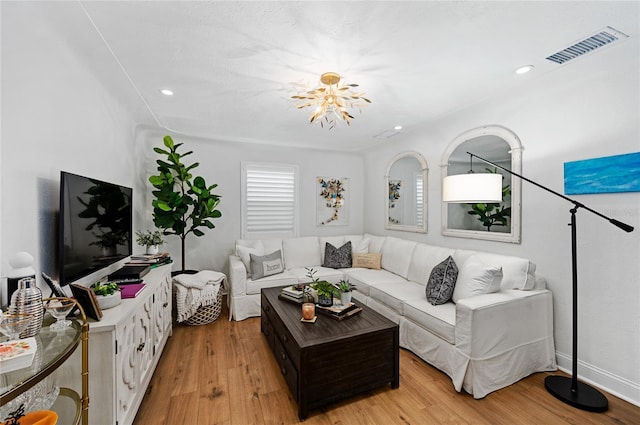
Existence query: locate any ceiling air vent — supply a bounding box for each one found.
[546,26,629,65]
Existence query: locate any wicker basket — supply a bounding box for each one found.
[184,287,223,326]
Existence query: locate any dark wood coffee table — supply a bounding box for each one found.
[261,287,399,419]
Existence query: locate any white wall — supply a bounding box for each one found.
[136,128,364,274]
[1,2,141,303]
[363,42,640,404]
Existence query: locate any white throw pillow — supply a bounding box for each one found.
[237,241,264,277]
[351,237,370,254]
[452,255,503,303]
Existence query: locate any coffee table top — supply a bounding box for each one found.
[262,286,398,349]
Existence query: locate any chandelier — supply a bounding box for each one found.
[291,72,371,129]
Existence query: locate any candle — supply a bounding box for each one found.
[302,303,315,320]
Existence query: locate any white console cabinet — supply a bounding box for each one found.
[56,264,172,425]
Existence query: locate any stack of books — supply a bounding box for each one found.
[315,302,362,321]
[126,253,172,268]
[279,286,305,303]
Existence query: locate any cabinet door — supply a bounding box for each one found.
[116,314,138,422]
[153,273,171,355]
[137,295,154,385]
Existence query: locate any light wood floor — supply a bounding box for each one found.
[134,301,639,424]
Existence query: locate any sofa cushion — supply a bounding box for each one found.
[246,270,298,295]
[403,299,456,344]
[352,253,381,269]
[381,236,417,279]
[323,241,352,268]
[364,233,386,254]
[236,241,265,277]
[345,268,406,296]
[369,280,425,314]
[250,250,284,281]
[454,249,535,290]
[425,256,459,305]
[283,237,321,269]
[288,266,344,284]
[319,236,345,264]
[346,235,370,254]
[452,255,503,303]
[407,243,457,286]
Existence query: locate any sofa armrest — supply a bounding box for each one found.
[229,255,248,297]
[455,289,554,357]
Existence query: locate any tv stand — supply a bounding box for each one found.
[55,264,172,425]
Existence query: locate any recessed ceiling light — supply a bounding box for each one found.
[394,125,403,131]
[514,65,534,75]
[160,89,174,96]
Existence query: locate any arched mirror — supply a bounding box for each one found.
[385,151,428,233]
[441,125,522,243]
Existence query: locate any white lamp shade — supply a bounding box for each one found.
[443,173,503,203]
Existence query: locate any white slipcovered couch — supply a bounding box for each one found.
[228,234,556,398]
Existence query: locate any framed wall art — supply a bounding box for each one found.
[317,177,349,226]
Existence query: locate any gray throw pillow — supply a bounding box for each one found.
[425,256,458,305]
[250,250,284,280]
[323,241,352,269]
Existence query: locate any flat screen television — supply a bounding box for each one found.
[59,171,132,286]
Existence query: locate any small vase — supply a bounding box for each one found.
[9,277,44,338]
[317,294,333,307]
[146,245,159,255]
[340,291,352,306]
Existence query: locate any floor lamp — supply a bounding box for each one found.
[443,152,634,412]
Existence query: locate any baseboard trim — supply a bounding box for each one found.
[555,351,640,407]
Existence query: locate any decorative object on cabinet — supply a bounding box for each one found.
[317,177,349,226]
[444,151,634,413]
[441,125,522,243]
[8,278,44,338]
[5,252,36,308]
[385,151,428,233]
[135,230,165,255]
[43,300,75,331]
[89,282,122,310]
[148,135,222,274]
[68,285,102,321]
[0,313,33,341]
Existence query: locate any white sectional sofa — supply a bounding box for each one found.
[228,234,556,398]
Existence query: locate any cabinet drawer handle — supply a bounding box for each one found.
[281,334,288,342]
[265,305,271,312]
[137,342,145,351]
[280,352,286,360]
[163,302,168,308]
[264,329,270,337]
[281,367,286,376]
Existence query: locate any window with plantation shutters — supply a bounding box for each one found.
[416,173,424,226]
[241,162,299,239]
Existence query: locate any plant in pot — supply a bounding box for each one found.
[336,279,356,306]
[135,230,165,255]
[90,282,121,310]
[312,281,338,307]
[149,135,222,274]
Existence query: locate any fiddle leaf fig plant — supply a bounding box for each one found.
[149,135,222,273]
[467,167,511,231]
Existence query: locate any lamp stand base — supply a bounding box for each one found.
[544,375,608,412]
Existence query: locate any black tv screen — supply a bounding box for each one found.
[59,171,132,286]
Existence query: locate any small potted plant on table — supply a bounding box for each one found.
[337,279,356,305]
[135,230,165,255]
[91,282,121,310]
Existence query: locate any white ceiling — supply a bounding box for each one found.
[36,1,639,151]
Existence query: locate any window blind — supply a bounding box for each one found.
[416,174,424,225]
[242,162,298,238]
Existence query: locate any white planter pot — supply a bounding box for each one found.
[96,292,122,310]
[146,245,159,255]
[340,291,352,306]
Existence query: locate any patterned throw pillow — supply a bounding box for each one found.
[425,256,459,305]
[250,250,284,280]
[352,253,382,269]
[323,241,352,269]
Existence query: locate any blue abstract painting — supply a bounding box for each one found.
[564,152,640,195]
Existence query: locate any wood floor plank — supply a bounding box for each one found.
[134,299,640,425]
